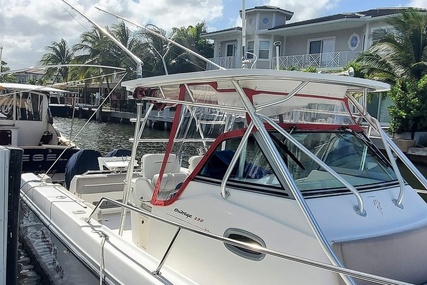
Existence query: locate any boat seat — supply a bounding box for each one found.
[69,172,127,213]
[188,155,203,172]
[152,173,187,191]
[131,173,187,202]
[132,153,187,201]
[141,153,180,179]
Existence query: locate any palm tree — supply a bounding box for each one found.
[357,8,427,135]
[356,8,427,84]
[138,22,213,75]
[107,21,149,80]
[137,25,173,76]
[74,23,145,80]
[0,62,16,83]
[168,22,213,74]
[39,38,74,82]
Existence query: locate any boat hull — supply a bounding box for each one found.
[21,146,79,175]
[20,173,192,285]
[19,201,100,285]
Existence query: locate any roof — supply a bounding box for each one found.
[14,68,46,75]
[0,83,67,93]
[270,7,426,30]
[202,5,294,37]
[122,69,390,98]
[201,7,422,38]
[243,5,294,19]
[201,27,242,37]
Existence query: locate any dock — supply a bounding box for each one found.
[50,103,175,130]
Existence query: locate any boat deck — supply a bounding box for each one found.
[100,211,133,241]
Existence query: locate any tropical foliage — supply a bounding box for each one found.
[168,23,213,74]
[357,9,427,83]
[39,38,74,82]
[0,61,16,83]
[356,8,427,134]
[36,21,213,83]
[388,76,427,133]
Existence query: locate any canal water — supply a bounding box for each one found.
[53,117,170,155]
[17,117,427,284]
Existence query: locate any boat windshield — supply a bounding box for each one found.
[270,130,398,195]
[197,129,397,197]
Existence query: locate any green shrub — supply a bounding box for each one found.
[388,77,427,134]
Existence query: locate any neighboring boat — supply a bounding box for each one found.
[20,68,427,284]
[0,83,79,179]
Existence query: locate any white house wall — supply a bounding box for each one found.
[246,14,258,36]
[284,27,367,56]
[275,14,287,27]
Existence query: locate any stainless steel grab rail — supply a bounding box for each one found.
[259,114,367,216]
[86,197,411,285]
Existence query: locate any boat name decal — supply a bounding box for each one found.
[173,208,204,223]
[174,208,192,219]
[22,153,67,162]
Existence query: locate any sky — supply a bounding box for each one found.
[1,0,427,71]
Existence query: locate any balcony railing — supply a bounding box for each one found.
[206,56,241,70]
[206,51,360,71]
[273,51,361,70]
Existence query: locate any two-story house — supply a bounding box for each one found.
[202,6,414,71]
[202,6,421,123]
[14,68,46,84]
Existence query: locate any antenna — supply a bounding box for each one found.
[94,7,226,71]
[241,0,247,68]
[0,46,3,73]
[61,0,144,78]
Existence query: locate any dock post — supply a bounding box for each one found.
[0,146,23,285]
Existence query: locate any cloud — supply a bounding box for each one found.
[408,0,427,8]
[266,0,340,21]
[0,0,224,70]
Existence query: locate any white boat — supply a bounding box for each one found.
[0,83,78,178]
[20,68,427,284]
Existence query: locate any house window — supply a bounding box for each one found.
[226,43,236,57]
[348,33,360,50]
[247,41,254,59]
[259,40,270,59]
[308,38,334,54]
[308,38,335,66]
[309,40,322,54]
[362,34,366,51]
